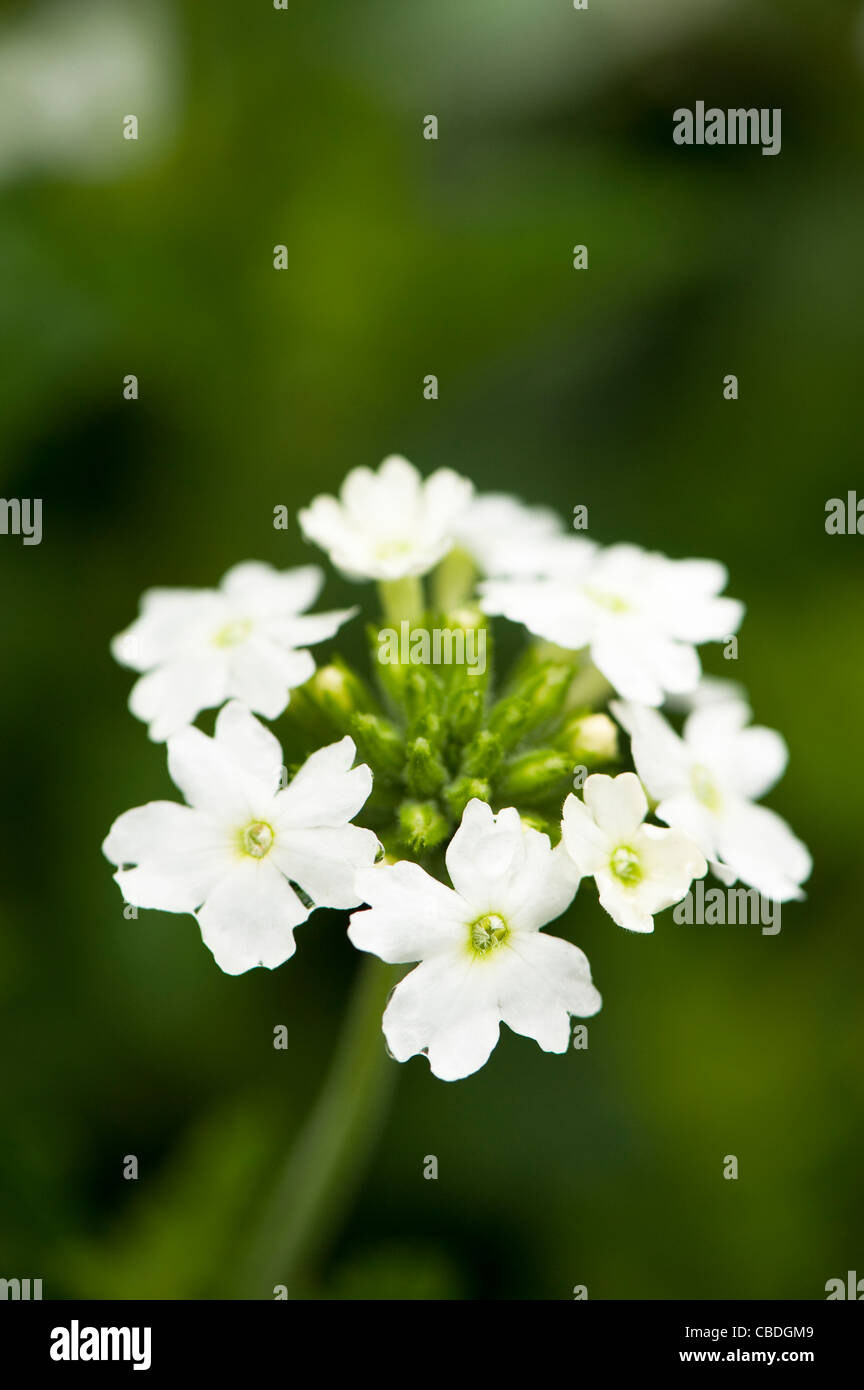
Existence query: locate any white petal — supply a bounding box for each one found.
[265,607,356,650]
[594,875,656,933]
[583,772,647,839]
[213,700,285,794]
[128,654,228,741]
[444,800,525,914]
[103,802,227,912]
[275,736,372,829]
[224,637,314,719]
[634,823,707,908]
[654,792,719,859]
[496,933,601,1051]
[560,792,610,875]
[219,561,323,614]
[111,590,222,672]
[298,495,356,570]
[167,724,260,822]
[715,802,812,902]
[685,702,788,800]
[421,466,475,532]
[273,824,380,908]
[592,628,700,705]
[456,493,564,573]
[382,955,502,1081]
[349,862,467,962]
[479,577,594,650]
[502,833,581,933]
[611,700,690,802]
[196,859,309,974]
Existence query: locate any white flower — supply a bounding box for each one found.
[561,772,707,933]
[103,702,379,975]
[664,674,748,713]
[299,455,474,582]
[451,492,566,576]
[480,543,744,706]
[348,799,600,1081]
[112,561,354,741]
[611,699,812,902]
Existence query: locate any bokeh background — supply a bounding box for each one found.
[1,0,862,1300]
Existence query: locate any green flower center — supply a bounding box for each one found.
[610,845,642,884]
[213,618,253,648]
[691,763,722,812]
[583,586,632,615]
[241,821,274,858]
[374,537,414,560]
[469,912,509,956]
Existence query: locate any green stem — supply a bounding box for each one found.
[378,575,424,625]
[230,955,400,1298]
[431,547,477,612]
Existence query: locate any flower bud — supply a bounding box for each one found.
[444,685,485,746]
[560,712,618,765]
[405,736,448,797]
[306,659,371,731]
[521,663,576,728]
[398,800,451,853]
[461,729,504,779]
[445,776,492,820]
[497,749,571,803]
[349,713,405,778]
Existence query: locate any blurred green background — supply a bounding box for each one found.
[1,0,862,1300]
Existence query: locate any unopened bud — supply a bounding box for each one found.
[445,685,485,745]
[307,660,370,730]
[561,712,618,765]
[405,736,448,797]
[349,713,404,777]
[445,776,492,820]
[498,749,571,803]
[398,800,450,853]
[462,729,503,779]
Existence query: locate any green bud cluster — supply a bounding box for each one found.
[281,606,621,866]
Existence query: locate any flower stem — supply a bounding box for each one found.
[230,954,400,1298]
[378,575,424,625]
[431,547,477,612]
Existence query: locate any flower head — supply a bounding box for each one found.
[348,799,601,1080]
[103,702,379,974]
[299,454,474,582]
[112,561,354,741]
[561,771,707,932]
[612,699,812,901]
[480,543,744,706]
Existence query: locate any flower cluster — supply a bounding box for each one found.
[104,456,811,1080]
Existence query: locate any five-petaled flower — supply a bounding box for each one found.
[299,454,474,582]
[348,799,601,1081]
[611,699,812,902]
[103,702,379,974]
[561,771,707,933]
[111,561,354,741]
[480,542,744,706]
